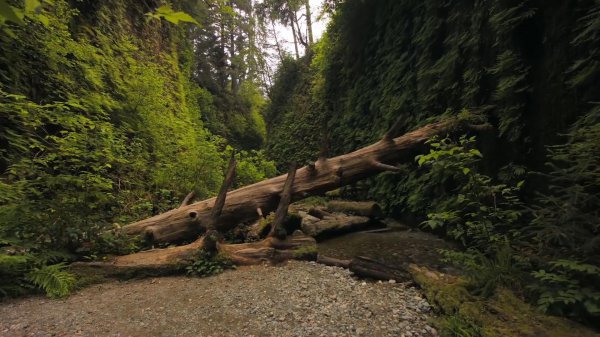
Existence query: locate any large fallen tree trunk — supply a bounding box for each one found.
[71,231,317,278]
[123,118,469,244]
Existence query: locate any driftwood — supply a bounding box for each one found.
[326,201,382,218]
[123,119,467,244]
[317,255,410,282]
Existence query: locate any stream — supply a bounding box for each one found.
[317,220,458,273]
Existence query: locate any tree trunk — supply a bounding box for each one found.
[305,0,314,46]
[326,201,382,218]
[122,119,467,244]
[289,11,300,59]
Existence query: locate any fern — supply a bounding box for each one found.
[25,263,76,298]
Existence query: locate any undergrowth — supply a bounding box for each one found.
[185,251,236,277]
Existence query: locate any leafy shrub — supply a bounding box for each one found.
[418,135,524,252]
[185,251,235,277]
[0,252,76,299]
[527,109,600,260]
[87,230,143,257]
[441,244,523,297]
[231,149,277,188]
[529,260,600,320]
[415,135,527,298]
[525,108,600,321]
[0,254,31,297]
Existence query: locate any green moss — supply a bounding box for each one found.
[409,265,599,337]
[292,245,318,260]
[295,196,329,207]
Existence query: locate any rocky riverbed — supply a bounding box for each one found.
[0,261,438,337]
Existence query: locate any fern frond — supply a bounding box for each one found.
[25,263,76,298]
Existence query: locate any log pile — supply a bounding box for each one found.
[73,117,489,275]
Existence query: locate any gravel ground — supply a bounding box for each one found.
[0,261,438,337]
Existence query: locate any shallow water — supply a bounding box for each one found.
[318,225,457,272]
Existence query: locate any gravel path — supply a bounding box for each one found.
[0,261,438,337]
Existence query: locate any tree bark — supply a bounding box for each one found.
[269,163,297,238]
[305,0,314,46]
[289,10,300,59]
[203,153,237,254]
[122,119,465,244]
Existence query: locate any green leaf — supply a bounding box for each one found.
[462,167,471,175]
[0,1,25,25]
[147,5,200,26]
[166,11,199,25]
[25,0,42,13]
[469,149,483,158]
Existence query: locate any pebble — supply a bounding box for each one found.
[0,261,435,337]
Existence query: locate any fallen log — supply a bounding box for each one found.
[71,231,317,278]
[307,207,332,219]
[317,255,411,282]
[326,201,382,218]
[300,214,372,239]
[123,118,468,244]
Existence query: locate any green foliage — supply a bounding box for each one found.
[145,5,200,26]
[418,135,523,252]
[529,260,600,318]
[524,108,600,321]
[185,251,235,277]
[441,245,522,298]
[266,56,325,169]
[25,262,75,298]
[86,230,142,257]
[0,0,51,35]
[527,108,600,260]
[231,149,277,188]
[0,253,31,297]
[1,250,76,299]
[0,0,229,253]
